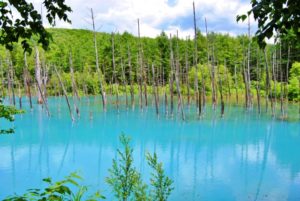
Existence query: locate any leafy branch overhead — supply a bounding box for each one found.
[237,0,300,48]
[0,0,72,53]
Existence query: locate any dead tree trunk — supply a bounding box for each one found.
[24,53,33,109]
[111,32,119,112]
[69,51,80,117]
[175,31,185,120]
[120,55,128,108]
[193,2,200,116]
[18,83,22,109]
[234,64,239,104]
[246,17,252,108]
[169,34,174,116]
[127,44,135,108]
[35,47,43,104]
[256,49,261,114]
[54,65,74,121]
[151,64,159,116]
[137,20,143,109]
[185,41,190,106]
[218,66,225,117]
[264,49,271,114]
[91,8,107,111]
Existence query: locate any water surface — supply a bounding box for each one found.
[1,97,300,201]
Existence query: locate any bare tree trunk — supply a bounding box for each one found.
[234,64,239,104]
[193,2,200,116]
[211,44,217,109]
[127,44,135,108]
[24,53,33,109]
[247,17,252,108]
[151,64,159,116]
[91,8,106,111]
[169,34,174,116]
[163,65,168,115]
[137,20,143,110]
[120,55,128,108]
[271,51,276,117]
[54,65,74,121]
[256,49,261,114]
[111,32,119,112]
[18,83,22,109]
[69,51,80,117]
[218,66,225,117]
[279,42,284,118]
[285,45,290,116]
[175,31,185,120]
[35,47,43,104]
[185,42,190,106]
[264,49,271,114]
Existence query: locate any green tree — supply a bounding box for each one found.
[237,0,300,48]
[0,0,71,53]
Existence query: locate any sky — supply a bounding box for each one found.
[29,0,256,38]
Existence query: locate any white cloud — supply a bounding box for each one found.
[26,0,255,38]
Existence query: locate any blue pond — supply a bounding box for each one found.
[1,96,300,201]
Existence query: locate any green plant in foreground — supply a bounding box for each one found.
[107,134,174,201]
[4,172,105,201]
[0,99,24,134]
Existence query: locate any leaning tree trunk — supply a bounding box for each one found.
[54,65,74,121]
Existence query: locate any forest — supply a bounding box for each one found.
[1,27,300,120]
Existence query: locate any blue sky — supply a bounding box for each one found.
[31,0,257,38]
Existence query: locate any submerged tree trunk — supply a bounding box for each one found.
[24,53,33,109]
[127,44,135,108]
[111,32,119,112]
[91,8,106,111]
[264,49,271,114]
[151,64,159,116]
[54,65,74,121]
[234,64,239,104]
[256,50,261,114]
[175,31,185,120]
[169,34,174,116]
[69,51,80,117]
[35,47,43,104]
[193,2,200,116]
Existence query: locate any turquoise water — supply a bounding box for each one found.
[1,96,300,201]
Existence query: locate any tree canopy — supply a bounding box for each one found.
[0,0,72,53]
[237,0,300,48]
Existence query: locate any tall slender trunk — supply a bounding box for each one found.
[256,49,261,114]
[247,17,252,108]
[185,42,190,106]
[151,64,159,116]
[35,47,43,104]
[69,51,80,117]
[111,32,119,112]
[264,49,271,114]
[54,65,74,121]
[91,8,106,111]
[234,64,239,104]
[169,34,174,116]
[175,31,185,120]
[137,19,143,109]
[120,55,128,108]
[218,65,225,117]
[193,2,200,116]
[24,53,33,109]
[127,44,134,107]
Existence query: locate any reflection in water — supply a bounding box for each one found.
[0,97,300,201]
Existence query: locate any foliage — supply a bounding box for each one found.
[288,62,300,101]
[237,0,300,48]
[4,172,105,201]
[106,134,144,201]
[107,134,174,201]
[146,152,174,201]
[0,0,71,53]
[0,99,24,134]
